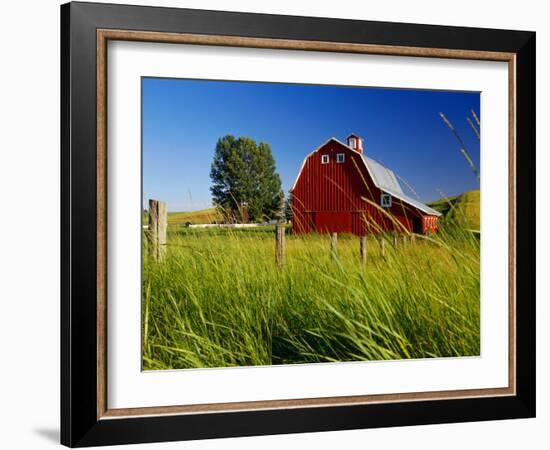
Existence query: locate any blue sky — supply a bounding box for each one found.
[142,77,480,212]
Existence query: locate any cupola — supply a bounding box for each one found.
[346,133,363,153]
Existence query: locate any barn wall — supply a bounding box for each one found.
[291,140,430,235]
[423,215,439,234]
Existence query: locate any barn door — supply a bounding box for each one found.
[413,217,423,234]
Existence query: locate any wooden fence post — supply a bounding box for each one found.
[330,232,338,260]
[380,237,385,258]
[403,234,408,247]
[148,199,167,262]
[411,234,416,244]
[275,224,285,267]
[393,233,398,248]
[360,235,367,266]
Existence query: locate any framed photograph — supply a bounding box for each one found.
[61,1,536,447]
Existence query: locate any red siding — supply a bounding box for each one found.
[291,140,438,235]
[423,215,439,234]
[314,212,352,233]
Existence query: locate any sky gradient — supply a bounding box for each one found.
[142,77,480,212]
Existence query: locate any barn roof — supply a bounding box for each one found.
[377,185,442,216]
[361,154,441,217]
[291,137,442,217]
[362,155,404,195]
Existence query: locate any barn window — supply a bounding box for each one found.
[321,154,329,164]
[381,193,392,208]
[336,153,345,163]
[349,138,356,148]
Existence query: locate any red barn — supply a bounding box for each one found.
[290,134,441,235]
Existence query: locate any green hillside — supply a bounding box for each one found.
[429,189,480,231]
[167,208,221,225]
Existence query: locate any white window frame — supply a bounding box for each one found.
[321,154,329,164]
[381,193,392,208]
[349,138,356,148]
[336,153,345,163]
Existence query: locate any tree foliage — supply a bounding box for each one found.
[210,135,283,222]
[284,193,293,223]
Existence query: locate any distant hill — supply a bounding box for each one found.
[168,208,221,225]
[429,189,480,231]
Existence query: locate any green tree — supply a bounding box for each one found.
[210,135,283,222]
[284,193,293,223]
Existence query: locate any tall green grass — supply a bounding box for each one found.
[142,223,480,370]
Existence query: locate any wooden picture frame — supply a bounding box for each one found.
[61,1,535,447]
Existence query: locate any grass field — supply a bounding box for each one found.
[167,208,221,225]
[144,207,222,226]
[142,217,480,370]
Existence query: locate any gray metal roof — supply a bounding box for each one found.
[362,156,404,195]
[361,155,442,217]
[378,186,442,217]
